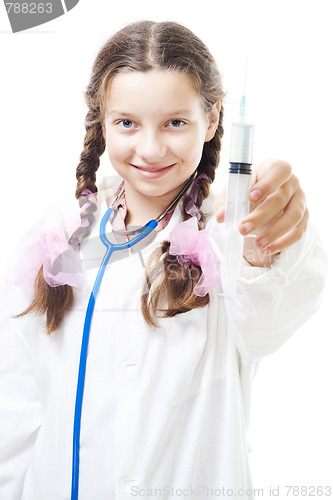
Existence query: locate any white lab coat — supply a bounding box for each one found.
[0,176,327,500]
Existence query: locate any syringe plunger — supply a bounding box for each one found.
[229,122,254,165]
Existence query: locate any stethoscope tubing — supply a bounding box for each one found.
[71,207,157,500]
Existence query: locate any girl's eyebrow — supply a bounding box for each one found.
[107,110,133,116]
[162,109,193,116]
[107,109,193,117]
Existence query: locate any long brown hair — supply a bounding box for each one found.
[19,21,225,333]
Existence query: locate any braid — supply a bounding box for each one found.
[75,117,105,198]
[69,115,105,247]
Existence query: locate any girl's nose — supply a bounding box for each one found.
[135,129,167,163]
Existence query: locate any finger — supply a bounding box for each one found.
[240,175,302,234]
[215,206,225,223]
[213,187,226,223]
[255,191,307,250]
[260,209,309,255]
[249,160,293,203]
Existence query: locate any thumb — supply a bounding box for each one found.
[213,187,226,223]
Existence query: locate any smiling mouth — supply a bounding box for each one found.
[132,164,175,172]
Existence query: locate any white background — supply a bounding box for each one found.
[1,0,332,495]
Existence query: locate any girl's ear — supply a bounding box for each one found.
[102,122,106,141]
[205,101,221,142]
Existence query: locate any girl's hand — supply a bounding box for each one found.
[214,159,309,267]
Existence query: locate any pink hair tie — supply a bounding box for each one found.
[169,174,220,297]
[12,190,99,290]
[80,189,98,204]
[9,200,85,290]
[169,217,220,296]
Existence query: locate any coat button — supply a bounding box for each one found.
[119,476,139,490]
[120,359,137,367]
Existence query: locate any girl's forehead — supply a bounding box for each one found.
[104,70,203,115]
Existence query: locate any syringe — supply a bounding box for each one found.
[223,95,254,297]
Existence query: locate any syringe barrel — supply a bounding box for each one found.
[223,171,252,297]
[225,172,252,235]
[229,122,254,164]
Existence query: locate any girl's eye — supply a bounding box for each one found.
[168,119,185,128]
[118,119,134,129]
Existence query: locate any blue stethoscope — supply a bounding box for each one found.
[70,176,194,499]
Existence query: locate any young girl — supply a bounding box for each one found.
[0,20,326,500]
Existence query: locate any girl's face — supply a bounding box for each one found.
[103,70,220,210]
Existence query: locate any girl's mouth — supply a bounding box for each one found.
[131,163,176,179]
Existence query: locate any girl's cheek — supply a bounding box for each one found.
[173,133,203,159]
[169,133,194,154]
[109,134,135,154]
